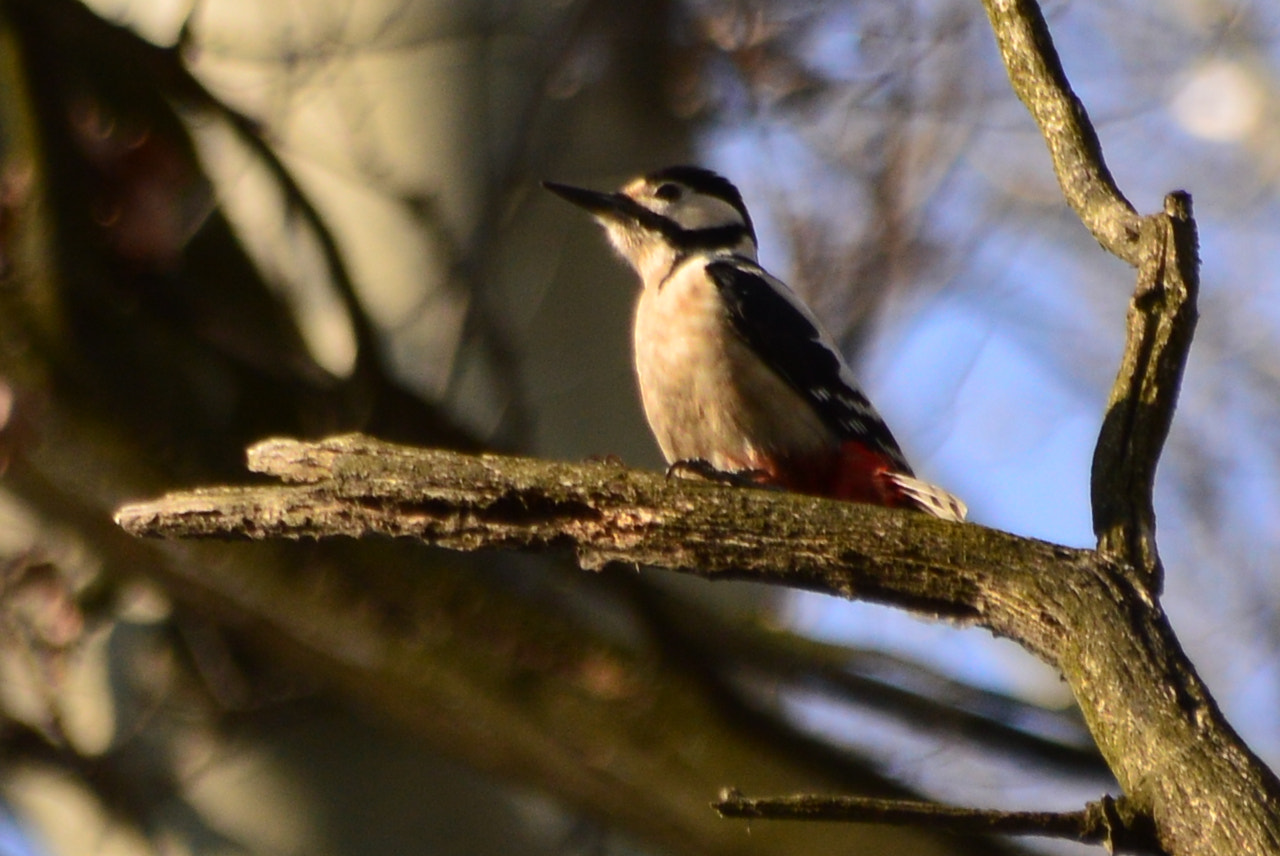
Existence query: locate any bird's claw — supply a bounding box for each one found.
[666,459,771,488]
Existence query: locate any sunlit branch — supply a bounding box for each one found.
[980,0,1141,263]
[114,433,1280,856]
[113,435,1081,665]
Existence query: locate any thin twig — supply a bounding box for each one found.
[712,792,1160,853]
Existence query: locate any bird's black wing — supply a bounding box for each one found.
[705,259,912,473]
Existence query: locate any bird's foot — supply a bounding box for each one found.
[666,458,772,488]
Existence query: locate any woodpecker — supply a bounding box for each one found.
[544,166,965,522]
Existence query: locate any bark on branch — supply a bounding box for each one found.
[115,433,1280,856]
[1091,193,1199,589]
[981,0,1142,262]
[977,2,1262,853]
[981,0,1200,589]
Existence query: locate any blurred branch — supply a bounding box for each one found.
[714,792,1159,853]
[4,0,483,448]
[636,587,1105,776]
[0,713,248,851]
[115,433,1280,856]
[772,653,1101,774]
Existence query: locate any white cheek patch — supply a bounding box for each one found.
[625,187,744,232]
[669,195,743,231]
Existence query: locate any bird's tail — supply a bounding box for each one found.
[885,473,967,523]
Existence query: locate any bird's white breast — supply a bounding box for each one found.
[632,257,833,470]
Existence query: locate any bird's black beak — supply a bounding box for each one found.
[543,181,637,221]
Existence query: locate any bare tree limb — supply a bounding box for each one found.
[1092,193,1199,589]
[114,432,1280,856]
[982,2,1200,591]
[114,435,1080,663]
[713,792,1160,853]
[974,3,1280,852]
[977,3,1273,854]
[980,0,1142,262]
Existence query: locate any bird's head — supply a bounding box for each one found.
[544,166,757,284]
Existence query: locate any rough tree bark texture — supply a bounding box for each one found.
[113,2,1280,855]
[115,429,1280,856]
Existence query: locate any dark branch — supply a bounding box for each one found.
[1091,193,1199,588]
[713,792,1160,853]
[800,663,1103,774]
[652,592,1105,775]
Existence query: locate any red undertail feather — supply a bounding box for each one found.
[764,441,967,522]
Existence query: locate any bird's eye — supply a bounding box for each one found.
[654,183,683,201]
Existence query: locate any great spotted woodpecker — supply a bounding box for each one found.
[544,166,966,522]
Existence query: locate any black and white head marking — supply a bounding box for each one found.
[638,166,756,247]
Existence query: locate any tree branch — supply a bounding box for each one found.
[976,4,1264,853]
[1091,193,1199,588]
[115,433,1280,856]
[980,0,1142,262]
[114,434,1080,661]
[713,792,1160,853]
[982,0,1201,590]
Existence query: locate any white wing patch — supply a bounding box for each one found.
[705,258,913,473]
